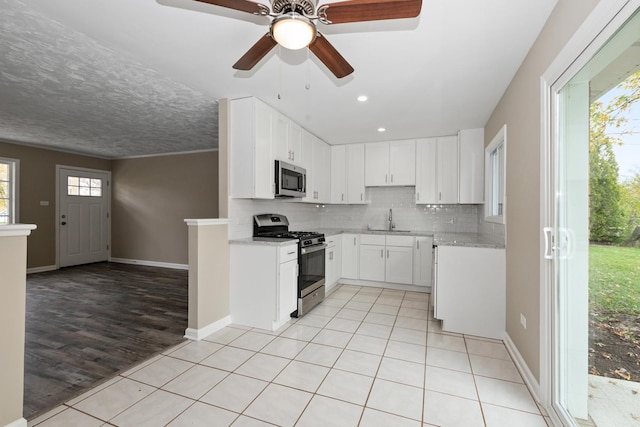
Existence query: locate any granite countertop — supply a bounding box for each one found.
[319,228,504,249]
[229,237,299,247]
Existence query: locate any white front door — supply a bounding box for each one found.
[58,167,110,267]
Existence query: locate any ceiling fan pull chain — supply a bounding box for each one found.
[305,47,311,90]
[278,45,282,99]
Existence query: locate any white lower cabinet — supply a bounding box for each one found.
[413,236,434,287]
[434,245,505,339]
[385,235,414,285]
[230,243,298,331]
[359,234,386,281]
[325,235,342,290]
[358,234,414,285]
[278,255,298,323]
[386,245,413,285]
[342,234,359,279]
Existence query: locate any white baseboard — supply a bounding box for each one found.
[26,265,58,274]
[184,316,231,341]
[504,332,541,402]
[339,279,430,293]
[109,257,188,270]
[4,417,27,427]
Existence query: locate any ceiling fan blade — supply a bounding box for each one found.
[233,33,278,70]
[194,0,268,15]
[309,33,354,79]
[319,0,421,24]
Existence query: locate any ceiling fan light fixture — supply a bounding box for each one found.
[271,13,316,50]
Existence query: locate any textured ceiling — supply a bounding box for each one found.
[0,0,558,158]
[0,0,218,158]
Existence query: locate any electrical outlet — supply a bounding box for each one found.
[520,313,527,329]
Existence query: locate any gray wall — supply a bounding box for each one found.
[0,140,111,268]
[484,0,600,382]
[111,151,219,265]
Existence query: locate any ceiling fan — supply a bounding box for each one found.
[194,0,422,78]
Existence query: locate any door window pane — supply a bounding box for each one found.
[67,175,102,197]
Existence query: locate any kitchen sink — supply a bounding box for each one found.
[368,229,412,233]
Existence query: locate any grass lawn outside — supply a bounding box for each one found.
[589,245,640,317]
[589,244,640,381]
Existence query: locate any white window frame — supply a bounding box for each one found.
[484,125,506,224]
[0,157,19,225]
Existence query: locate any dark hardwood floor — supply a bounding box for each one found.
[24,262,188,420]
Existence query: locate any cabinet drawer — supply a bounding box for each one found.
[360,234,386,245]
[386,235,414,247]
[326,236,338,247]
[279,245,298,263]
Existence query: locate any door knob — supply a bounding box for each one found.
[61,222,67,225]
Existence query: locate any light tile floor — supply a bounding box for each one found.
[29,285,549,427]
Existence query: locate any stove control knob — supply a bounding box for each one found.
[304,240,312,246]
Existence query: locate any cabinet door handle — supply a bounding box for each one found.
[353,237,356,246]
[341,193,344,201]
[387,249,389,258]
[385,174,388,183]
[360,193,363,201]
[287,251,296,255]
[391,174,394,183]
[329,251,333,260]
[417,192,420,201]
[417,240,420,249]
[380,249,384,258]
[439,191,442,201]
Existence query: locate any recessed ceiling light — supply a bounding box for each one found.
[357,95,368,102]
[377,127,386,132]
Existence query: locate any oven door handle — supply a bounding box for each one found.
[300,243,328,255]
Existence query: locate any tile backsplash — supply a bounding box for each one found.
[229,187,504,243]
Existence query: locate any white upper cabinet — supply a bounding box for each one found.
[415,136,458,204]
[301,132,331,203]
[271,111,290,162]
[315,138,331,203]
[230,96,328,202]
[365,140,416,186]
[415,138,437,204]
[364,142,388,186]
[331,145,347,203]
[300,130,317,203]
[272,113,303,165]
[438,136,459,203]
[230,97,275,199]
[287,122,303,165]
[389,140,416,185]
[331,144,366,204]
[346,144,366,203]
[458,128,484,204]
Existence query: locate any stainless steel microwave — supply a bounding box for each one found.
[275,160,306,198]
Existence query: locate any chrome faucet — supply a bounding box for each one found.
[388,208,394,231]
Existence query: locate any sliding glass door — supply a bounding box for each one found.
[545,4,640,425]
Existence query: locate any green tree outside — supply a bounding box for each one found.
[589,70,640,243]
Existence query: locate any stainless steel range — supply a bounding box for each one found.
[253,214,326,317]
